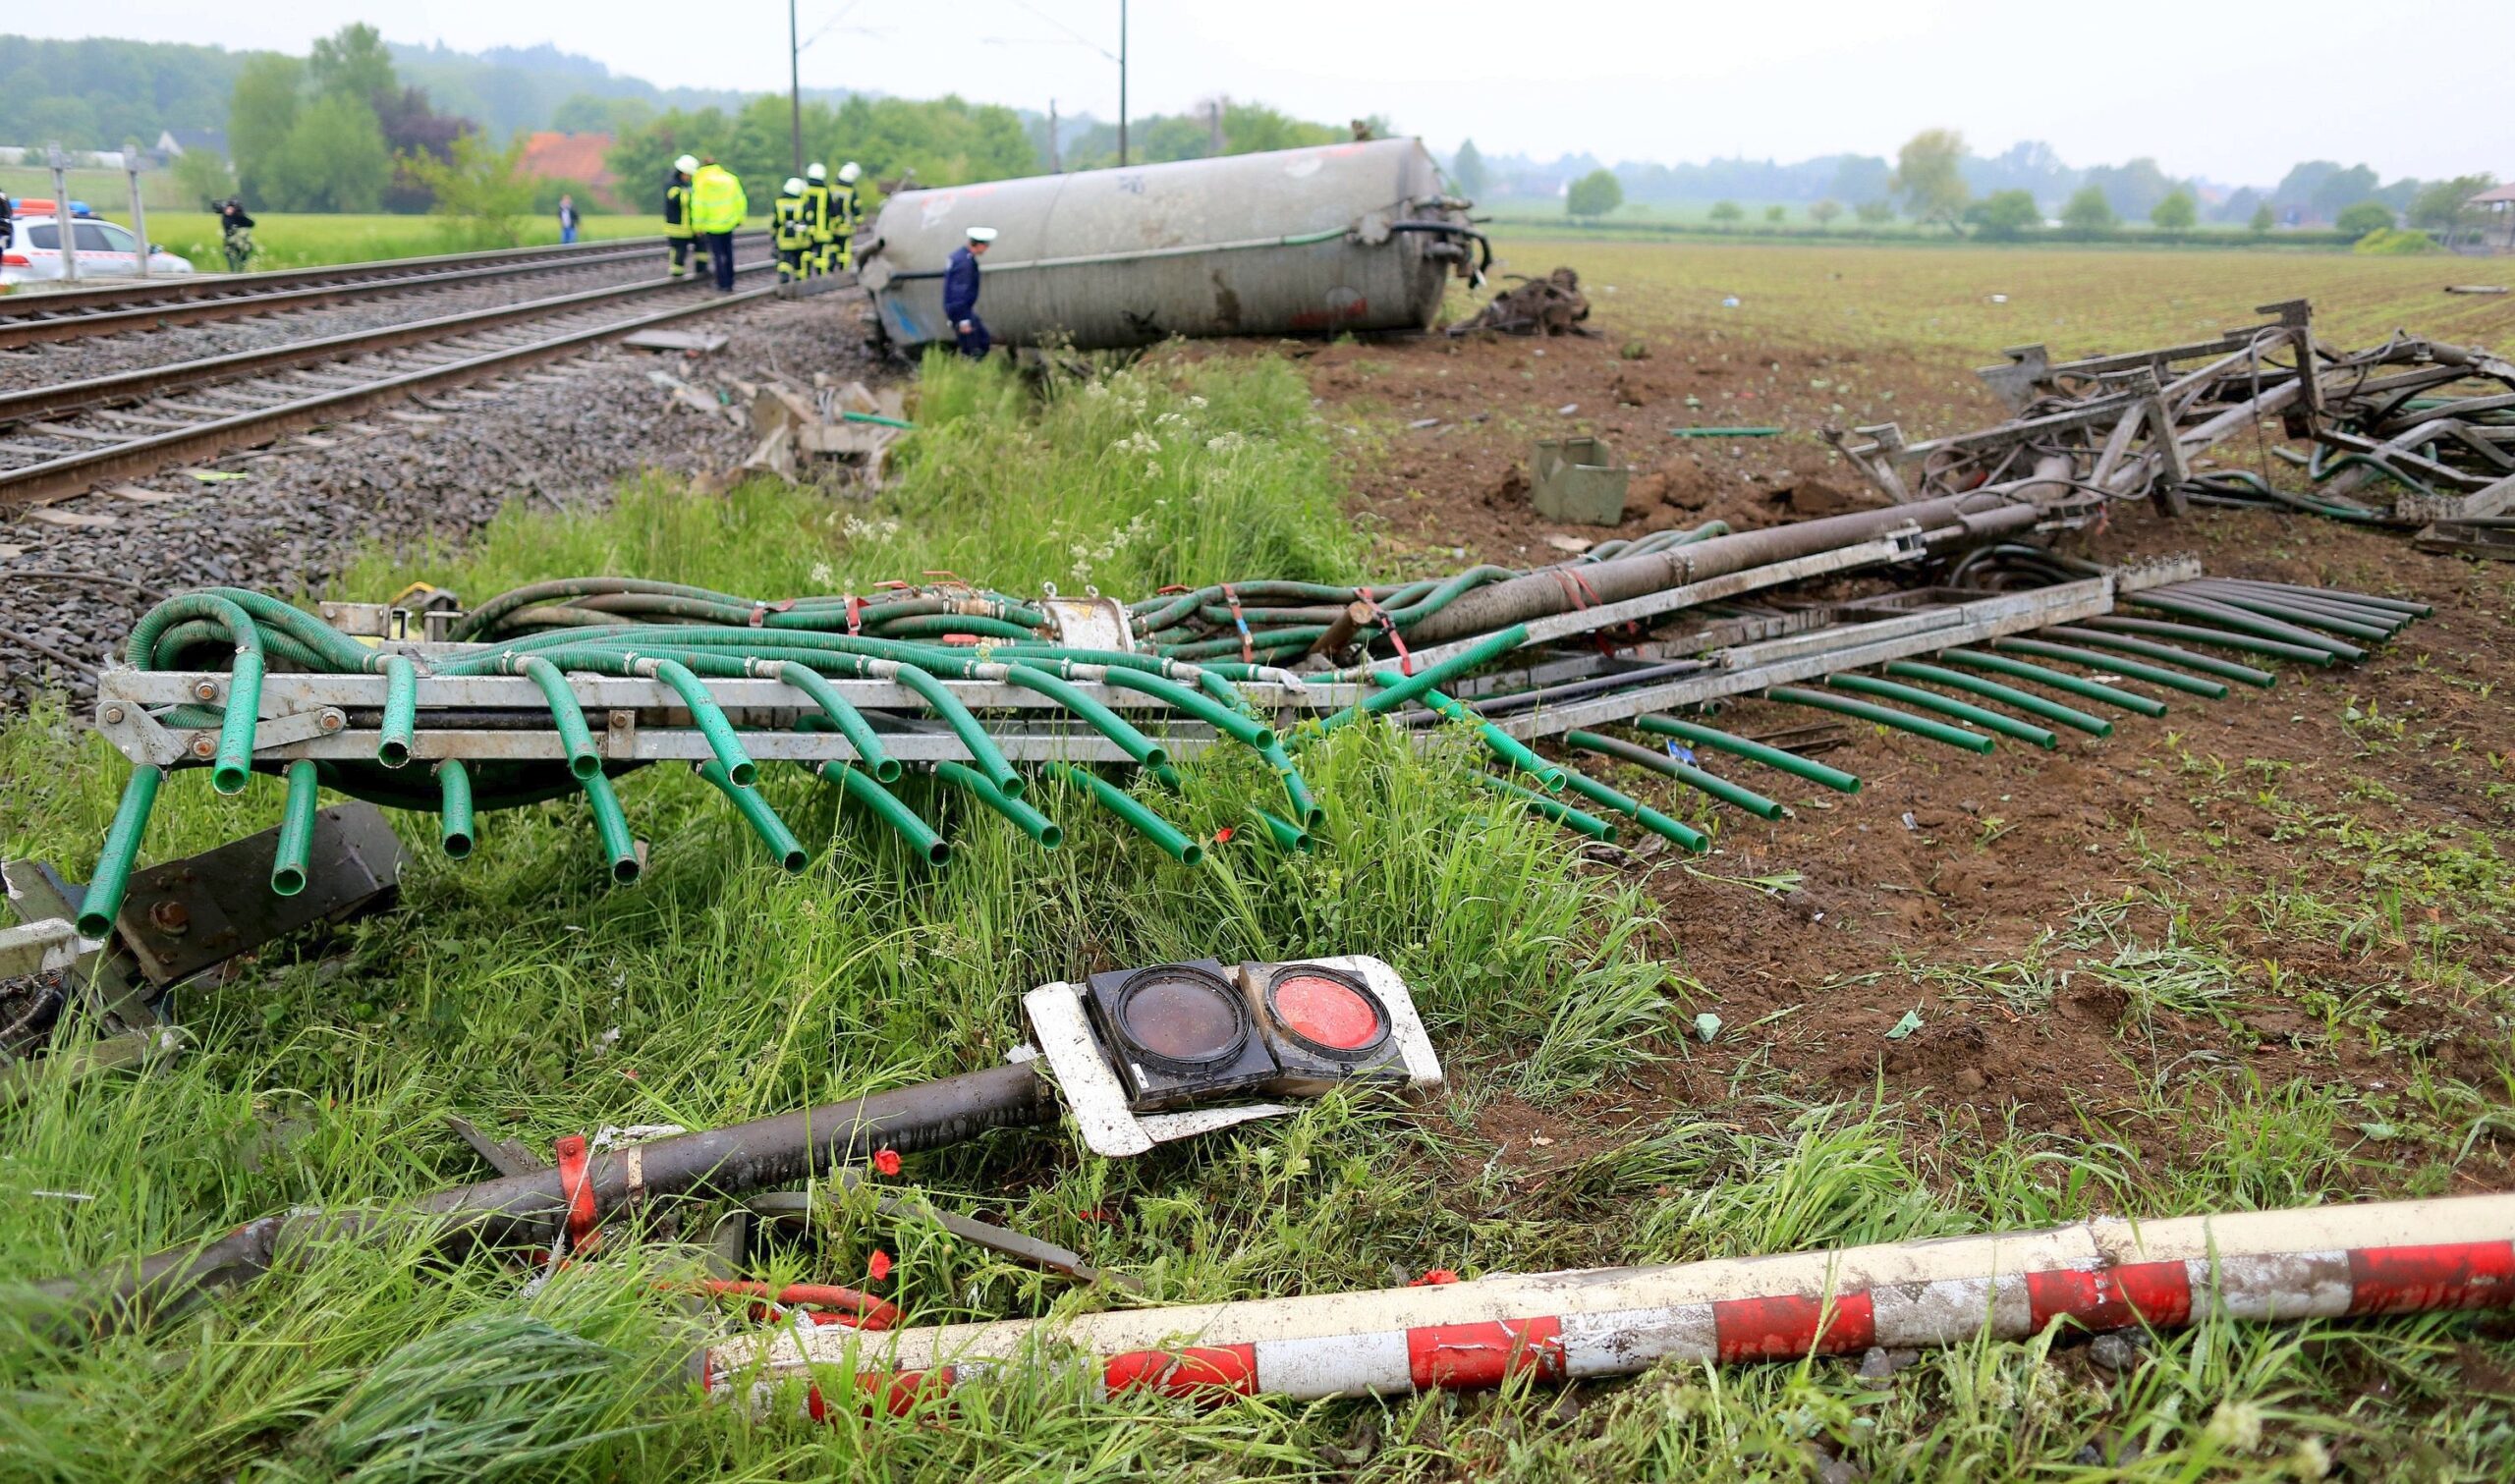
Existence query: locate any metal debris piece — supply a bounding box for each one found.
[1453,267,1593,338]
[1829,299,2515,537]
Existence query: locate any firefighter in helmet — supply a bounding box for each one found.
[663,154,705,280]
[774,176,810,284]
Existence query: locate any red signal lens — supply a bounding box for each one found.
[1266,968,1389,1056]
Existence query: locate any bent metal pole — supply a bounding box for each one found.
[708,1192,2515,1413]
[42,1062,1056,1327]
[1402,492,2035,645]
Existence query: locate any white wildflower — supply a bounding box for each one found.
[2203,1401,2264,1454]
[809,562,834,586]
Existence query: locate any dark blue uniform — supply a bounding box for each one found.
[942,245,988,357]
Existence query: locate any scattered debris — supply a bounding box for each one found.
[741,378,906,487]
[1828,299,2515,547]
[1451,267,1593,338]
[2444,284,2507,296]
[36,956,1442,1328]
[1529,434,1631,524]
[621,328,730,355]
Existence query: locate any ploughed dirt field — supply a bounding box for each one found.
[1287,244,2515,1214]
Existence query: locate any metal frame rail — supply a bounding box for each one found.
[91,576,2141,775]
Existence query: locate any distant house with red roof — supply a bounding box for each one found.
[518,132,621,210]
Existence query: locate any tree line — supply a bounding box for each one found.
[1531,130,2498,248]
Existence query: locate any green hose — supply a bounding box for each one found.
[1004,664,1166,771]
[1257,740,1325,830]
[888,664,1024,799]
[2119,594,2364,663]
[1932,649,2168,718]
[579,768,641,884]
[1403,686,1564,791]
[1565,731,1784,819]
[2039,626,2276,688]
[815,760,951,866]
[378,654,419,768]
[1558,766,1708,852]
[1310,625,1530,742]
[1478,773,1614,841]
[648,657,758,787]
[2172,588,2394,644]
[774,662,900,783]
[518,656,602,780]
[2082,616,2335,668]
[1091,667,1275,750]
[867,613,1041,642]
[1763,687,1995,754]
[270,760,321,897]
[437,759,475,859]
[123,595,266,797]
[78,766,162,939]
[210,650,264,796]
[1988,637,2229,699]
[1881,660,2112,736]
[1248,806,1312,852]
[1826,673,2060,749]
[1633,715,1861,794]
[1049,764,1203,865]
[935,760,1063,849]
[698,760,807,872]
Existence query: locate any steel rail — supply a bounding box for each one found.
[0,265,770,429]
[0,280,776,509]
[0,233,766,350]
[0,231,763,321]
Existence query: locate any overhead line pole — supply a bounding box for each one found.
[789,0,806,176]
[1117,0,1128,167]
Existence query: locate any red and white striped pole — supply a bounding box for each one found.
[704,1193,2515,1416]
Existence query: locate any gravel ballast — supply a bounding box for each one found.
[0,254,714,395]
[0,289,886,715]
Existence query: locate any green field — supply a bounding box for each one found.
[135,211,671,272]
[3,240,2513,1478]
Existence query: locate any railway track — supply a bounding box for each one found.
[0,266,778,510]
[0,232,769,350]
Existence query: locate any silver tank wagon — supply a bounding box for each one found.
[857,138,1483,352]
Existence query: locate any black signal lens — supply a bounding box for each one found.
[1112,963,1250,1074]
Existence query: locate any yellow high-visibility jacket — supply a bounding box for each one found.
[691,165,748,234]
[774,192,811,248]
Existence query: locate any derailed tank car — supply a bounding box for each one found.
[857,138,1485,352]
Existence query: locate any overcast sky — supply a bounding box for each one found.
[18,1,2509,185]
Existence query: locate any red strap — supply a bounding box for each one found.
[1154,583,1193,595]
[1221,584,1255,665]
[554,1133,600,1254]
[747,602,768,628]
[1358,591,1415,676]
[844,594,864,635]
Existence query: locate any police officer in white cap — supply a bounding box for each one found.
[943,226,997,357]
